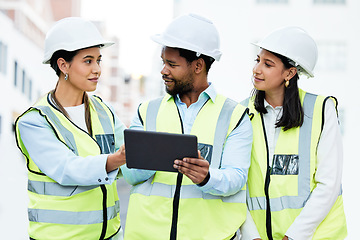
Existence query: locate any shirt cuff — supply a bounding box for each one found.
[120,164,156,185]
[197,168,218,192]
[197,172,210,187]
[96,154,118,184]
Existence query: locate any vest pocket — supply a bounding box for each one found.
[95,134,115,154]
[198,143,213,164]
[271,154,299,175]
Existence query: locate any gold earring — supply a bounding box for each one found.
[285,79,289,88]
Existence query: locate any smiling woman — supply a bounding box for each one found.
[14,17,128,240]
[59,47,102,93]
[241,26,347,240]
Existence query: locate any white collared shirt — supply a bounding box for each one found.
[241,98,344,240]
[121,83,253,197]
[263,100,283,166]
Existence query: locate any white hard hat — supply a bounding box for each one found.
[43,17,114,64]
[151,13,222,61]
[253,26,318,78]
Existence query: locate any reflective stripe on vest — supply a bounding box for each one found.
[245,89,347,239]
[132,175,246,203]
[36,96,114,155]
[28,200,120,225]
[145,96,239,169]
[28,179,98,196]
[15,94,121,239]
[247,93,316,211]
[92,97,114,134]
[37,105,80,154]
[125,94,248,240]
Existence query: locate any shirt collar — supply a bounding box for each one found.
[264,99,283,110]
[166,82,217,103]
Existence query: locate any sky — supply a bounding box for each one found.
[81,0,173,76]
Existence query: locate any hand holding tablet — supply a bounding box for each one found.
[124,129,198,172]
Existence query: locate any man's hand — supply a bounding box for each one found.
[173,150,209,184]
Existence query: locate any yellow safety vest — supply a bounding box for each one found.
[124,94,248,240]
[15,93,121,240]
[243,89,347,240]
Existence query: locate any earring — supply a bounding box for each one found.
[285,80,289,88]
[64,73,68,81]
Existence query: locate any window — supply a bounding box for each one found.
[110,86,117,102]
[14,61,18,87]
[0,42,8,75]
[111,67,118,77]
[315,41,347,72]
[22,70,26,94]
[314,0,345,3]
[0,41,2,73]
[3,44,7,75]
[28,79,32,101]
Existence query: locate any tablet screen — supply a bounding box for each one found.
[124,129,198,172]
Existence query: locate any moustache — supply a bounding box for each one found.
[162,75,174,81]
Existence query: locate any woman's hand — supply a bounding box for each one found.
[282,236,289,240]
[106,144,126,172]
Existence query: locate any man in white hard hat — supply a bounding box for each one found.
[121,13,252,239]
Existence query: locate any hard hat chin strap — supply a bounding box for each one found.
[288,60,311,78]
[296,65,311,78]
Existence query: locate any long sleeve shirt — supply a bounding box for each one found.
[17,100,126,186]
[121,83,253,197]
[241,99,343,240]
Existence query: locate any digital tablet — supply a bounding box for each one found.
[124,129,198,172]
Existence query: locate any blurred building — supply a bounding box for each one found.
[95,32,141,127]
[0,0,136,238]
[0,1,82,238]
[0,0,81,142]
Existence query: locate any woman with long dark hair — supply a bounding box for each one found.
[15,17,126,240]
[241,27,347,240]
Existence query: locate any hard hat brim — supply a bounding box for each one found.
[42,40,114,64]
[151,34,222,61]
[252,42,315,78]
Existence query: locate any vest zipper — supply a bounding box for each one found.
[99,185,108,240]
[170,172,183,240]
[169,104,186,240]
[48,94,110,239]
[261,114,274,240]
[169,98,211,239]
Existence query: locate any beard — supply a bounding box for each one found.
[165,74,194,97]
